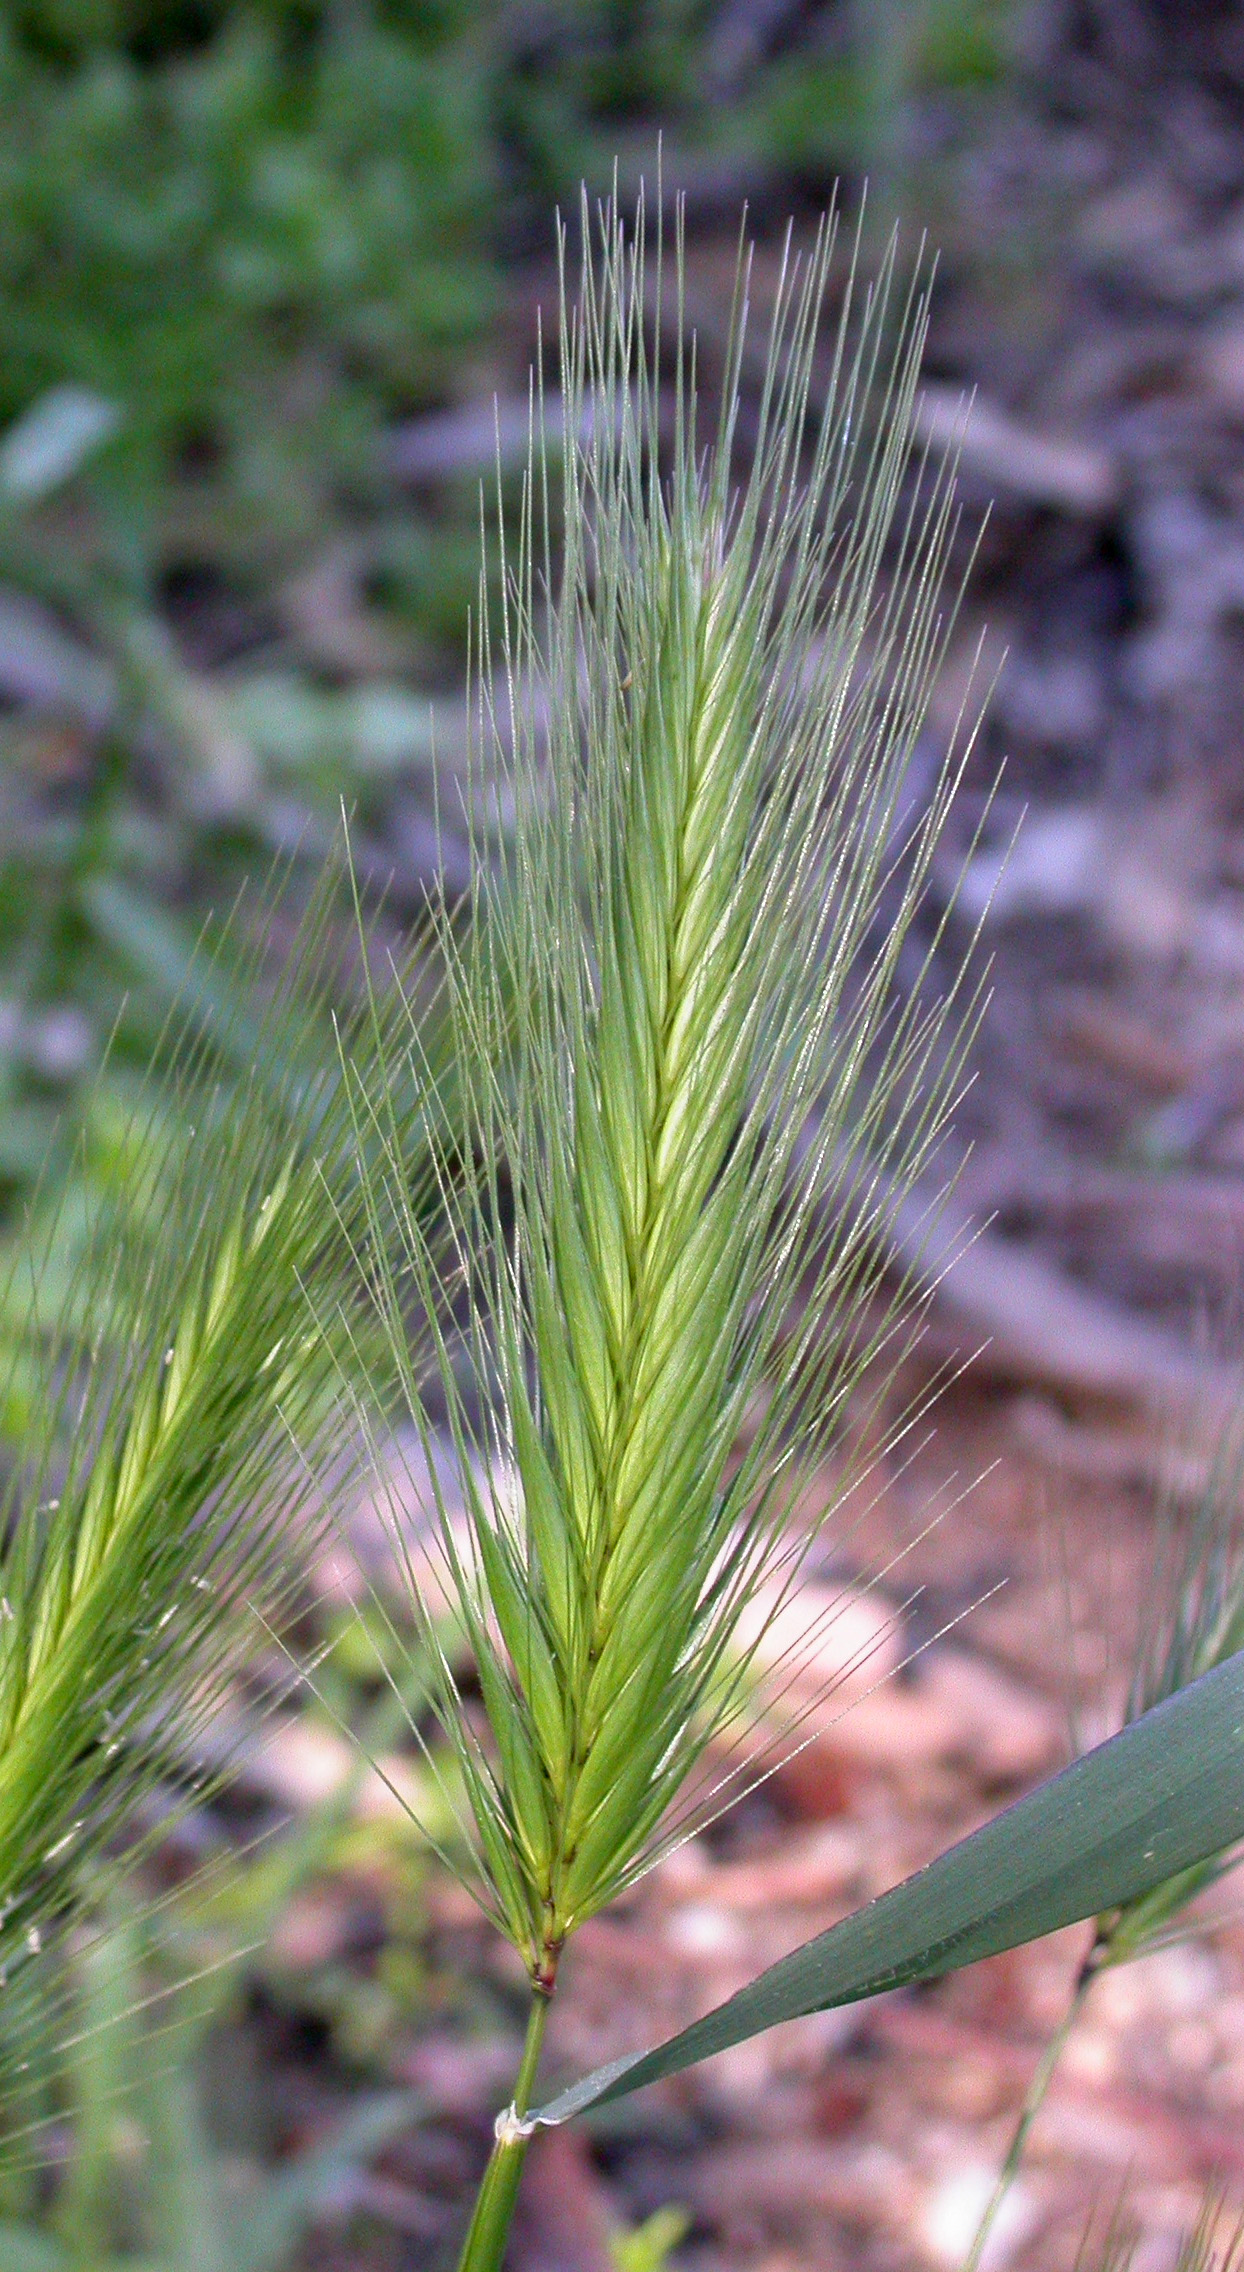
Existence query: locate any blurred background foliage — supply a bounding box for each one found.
[0,1,492,543]
[0,0,1017,1412]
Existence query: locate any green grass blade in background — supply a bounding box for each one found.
[531,1645,1244,2124]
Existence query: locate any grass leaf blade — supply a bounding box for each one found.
[531,1645,1244,2123]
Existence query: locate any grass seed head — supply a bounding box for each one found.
[0,866,420,1982]
[360,188,983,1987]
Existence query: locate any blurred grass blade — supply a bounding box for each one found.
[147,2063,228,2272]
[531,1645,1244,2123]
[0,387,120,506]
[233,2091,423,2272]
[80,876,263,1076]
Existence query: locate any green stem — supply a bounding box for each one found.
[963,1940,1102,2272]
[455,1991,550,2272]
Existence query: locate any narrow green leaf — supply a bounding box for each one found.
[532,1647,1244,2124]
[234,2092,421,2272]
